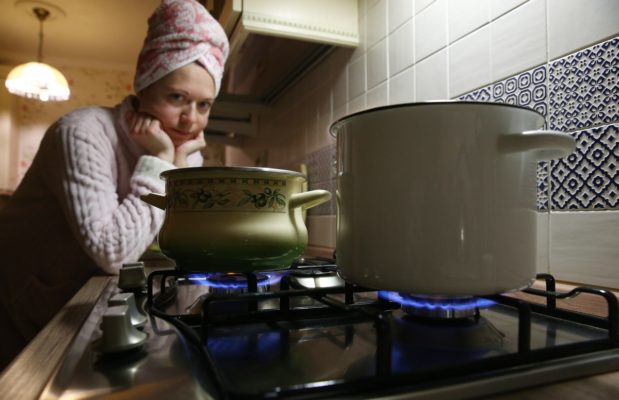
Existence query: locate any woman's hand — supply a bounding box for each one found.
[174,131,206,168]
[127,111,175,164]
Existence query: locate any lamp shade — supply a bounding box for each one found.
[5,61,70,102]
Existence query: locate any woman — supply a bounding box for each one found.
[0,0,229,370]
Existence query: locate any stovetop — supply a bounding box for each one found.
[41,258,619,399]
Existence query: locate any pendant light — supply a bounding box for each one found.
[5,6,70,102]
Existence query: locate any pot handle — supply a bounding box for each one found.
[289,190,332,210]
[499,130,576,159]
[140,193,167,210]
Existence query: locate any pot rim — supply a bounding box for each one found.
[329,100,545,137]
[160,166,306,180]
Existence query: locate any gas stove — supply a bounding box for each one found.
[41,258,619,399]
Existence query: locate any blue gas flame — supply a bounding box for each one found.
[186,272,283,289]
[378,291,495,311]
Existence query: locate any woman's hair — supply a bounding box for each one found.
[134,0,229,95]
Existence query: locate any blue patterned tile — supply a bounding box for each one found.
[458,85,492,101]
[493,65,548,116]
[549,37,619,131]
[537,162,549,210]
[459,68,551,210]
[550,124,618,210]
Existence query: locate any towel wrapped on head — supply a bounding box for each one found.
[134,0,229,95]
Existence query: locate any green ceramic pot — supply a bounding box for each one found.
[141,166,331,272]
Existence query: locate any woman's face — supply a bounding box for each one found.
[137,63,215,148]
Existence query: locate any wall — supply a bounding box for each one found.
[1,65,227,187]
[232,0,619,288]
[0,65,134,190]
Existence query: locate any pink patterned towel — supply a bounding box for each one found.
[134,0,229,94]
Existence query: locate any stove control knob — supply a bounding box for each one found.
[118,262,146,292]
[92,305,147,354]
[108,293,147,328]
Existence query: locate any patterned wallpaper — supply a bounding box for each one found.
[12,66,134,182]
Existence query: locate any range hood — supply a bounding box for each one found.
[214,0,358,102]
[203,0,358,140]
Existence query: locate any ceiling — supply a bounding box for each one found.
[0,0,161,72]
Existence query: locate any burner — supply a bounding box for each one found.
[390,312,506,370]
[186,272,281,294]
[181,272,283,314]
[379,292,496,319]
[286,268,345,289]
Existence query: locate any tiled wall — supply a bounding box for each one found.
[233,0,619,287]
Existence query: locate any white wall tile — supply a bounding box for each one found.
[347,55,366,101]
[415,48,448,101]
[550,211,619,289]
[248,0,619,268]
[332,68,347,109]
[388,0,414,33]
[449,24,491,97]
[366,0,380,12]
[367,39,388,89]
[490,0,527,20]
[351,12,368,61]
[389,19,415,77]
[389,67,414,104]
[548,0,619,60]
[366,0,388,47]
[348,93,367,114]
[359,0,369,18]
[334,104,347,121]
[415,0,448,62]
[367,81,388,109]
[301,94,319,154]
[307,215,337,248]
[415,0,435,14]
[491,0,547,82]
[448,0,490,43]
[316,85,333,148]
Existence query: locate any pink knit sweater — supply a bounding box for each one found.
[0,95,201,365]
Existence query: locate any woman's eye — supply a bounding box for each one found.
[198,101,212,112]
[169,93,185,103]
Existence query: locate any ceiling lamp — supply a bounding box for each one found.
[5,6,70,102]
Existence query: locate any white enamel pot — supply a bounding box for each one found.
[141,167,331,272]
[330,102,576,296]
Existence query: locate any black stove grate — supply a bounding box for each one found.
[146,266,619,399]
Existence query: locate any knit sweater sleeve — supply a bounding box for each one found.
[47,112,175,275]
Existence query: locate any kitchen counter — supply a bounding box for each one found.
[1,262,618,399]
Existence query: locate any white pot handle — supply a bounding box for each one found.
[499,130,576,160]
[289,190,332,210]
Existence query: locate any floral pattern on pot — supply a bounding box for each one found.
[167,177,289,212]
[238,188,287,209]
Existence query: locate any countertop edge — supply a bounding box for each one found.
[0,275,114,399]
